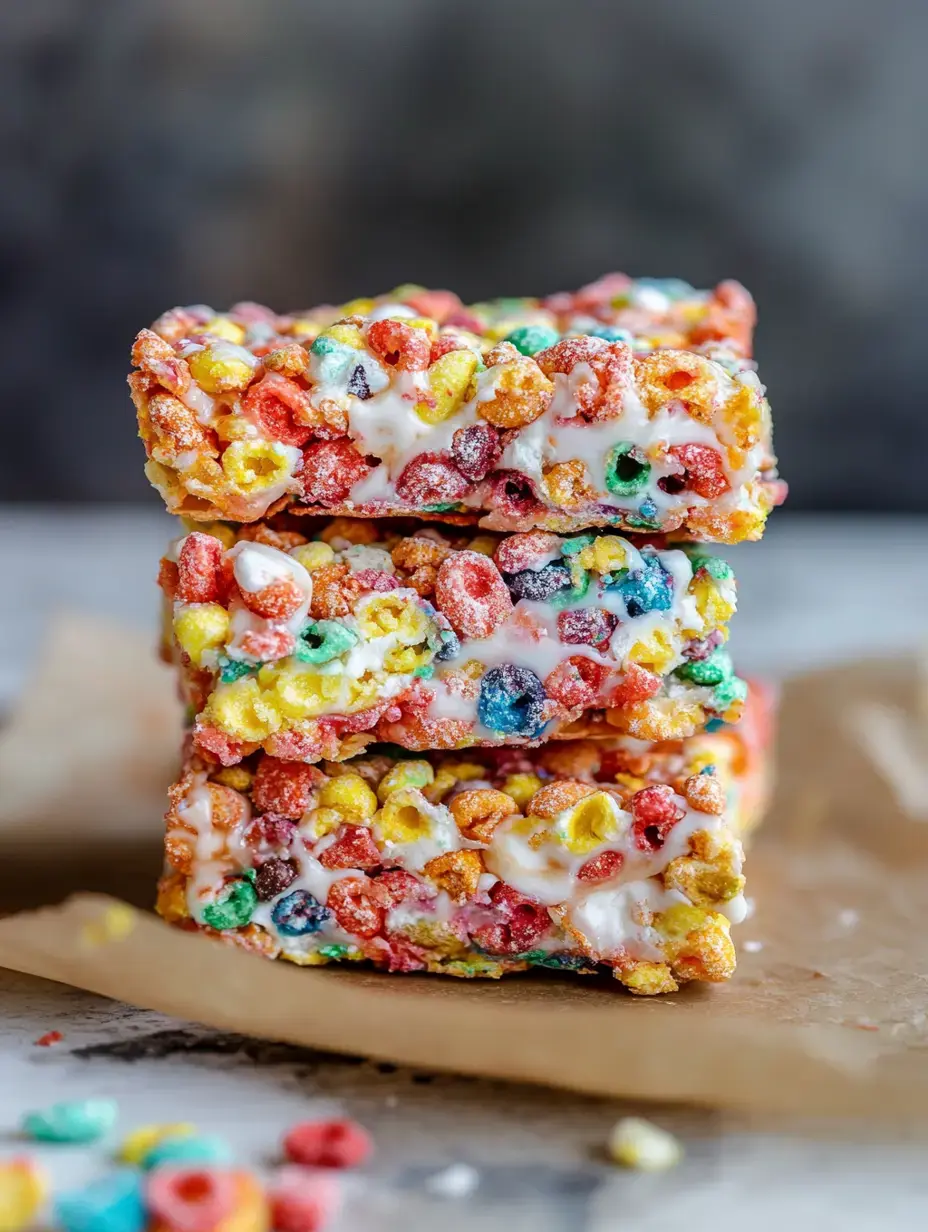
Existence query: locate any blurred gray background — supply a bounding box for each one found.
[2,0,926,509]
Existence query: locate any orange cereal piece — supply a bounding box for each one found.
[177,532,225,604]
[450,788,518,842]
[241,576,305,620]
[634,351,719,424]
[543,459,595,508]
[422,850,484,903]
[131,327,191,397]
[477,358,553,429]
[367,318,430,371]
[309,563,362,620]
[252,756,324,818]
[536,338,632,421]
[526,780,597,819]
[147,391,216,459]
[262,343,310,379]
[391,536,450,571]
[682,773,726,814]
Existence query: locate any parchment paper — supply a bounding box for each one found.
[2,614,928,1119]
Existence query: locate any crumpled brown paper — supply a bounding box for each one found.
[2,614,928,1119]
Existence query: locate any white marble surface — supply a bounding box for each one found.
[2,507,928,1230]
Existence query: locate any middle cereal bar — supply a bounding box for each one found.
[161,517,745,766]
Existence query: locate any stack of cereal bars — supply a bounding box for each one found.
[132,273,783,995]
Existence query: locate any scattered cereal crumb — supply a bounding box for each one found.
[742,940,763,953]
[425,1163,480,1198]
[838,909,860,929]
[607,1117,682,1171]
[22,1099,118,1144]
[81,904,137,948]
[34,1031,63,1047]
[853,1019,879,1032]
[283,1119,372,1169]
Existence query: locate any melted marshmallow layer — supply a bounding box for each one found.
[158,704,770,995]
[160,516,746,767]
[132,275,784,544]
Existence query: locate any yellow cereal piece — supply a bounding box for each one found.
[658,902,710,941]
[221,440,297,496]
[416,350,478,423]
[188,343,256,394]
[360,595,431,644]
[173,603,230,666]
[423,850,483,903]
[81,903,137,949]
[215,414,260,444]
[203,677,282,742]
[384,642,432,673]
[558,792,619,855]
[265,663,343,721]
[324,322,365,349]
[627,627,676,675]
[214,1172,269,1232]
[377,759,435,801]
[376,789,434,844]
[543,459,593,509]
[616,963,679,996]
[607,1118,682,1170]
[155,875,189,923]
[305,807,343,839]
[690,576,735,627]
[466,534,497,557]
[344,670,384,711]
[180,519,237,549]
[212,766,254,791]
[578,535,629,574]
[290,542,336,572]
[0,1158,47,1232]
[318,773,378,822]
[339,297,375,317]
[202,317,247,345]
[723,384,763,450]
[119,1123,196,1166]
[500,773,543,810]
[423,767,459,803]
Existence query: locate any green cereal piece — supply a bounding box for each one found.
[23,1099,118,1144]
[550,564,590,609]
[413,664,435,679]
[675,648,733,687]
[318,944,351,960]
[605,443,651,497]
[310,334,339,356]
[295,620,357,665]
[710,674,748,713]
[560,533,596,557]
[505,324,560,356]
[689,554,733,581]
[218,657,258,684]
[201,877,258,931]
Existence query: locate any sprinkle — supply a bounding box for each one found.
[34,1031,63,1047]
[607,1117,682,1171]
[425,1163,480,1198]
[81,904,137,948]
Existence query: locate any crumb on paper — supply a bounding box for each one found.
[742,940,763,953]
[80,904,137,949]
[34,1031,63,1047]
[425,1163,480,1198]
[607,1117,682,1171]
[838,909,860,929]
[852,1019,879,1032]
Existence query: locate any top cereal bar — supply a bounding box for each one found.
[130,273,785,542]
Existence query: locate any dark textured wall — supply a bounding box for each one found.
[3,0,927,507]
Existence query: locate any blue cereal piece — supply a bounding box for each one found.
[505,562,572,602]
[618,556,674,618]
[141,1133,233,1171]
[22,1099,118,1144]
[55,1170,145,1232]
[477,665,546,737]
[271,890,331,937]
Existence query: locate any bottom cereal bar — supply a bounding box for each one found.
[157,701,769,995]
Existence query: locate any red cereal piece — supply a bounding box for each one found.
[610,662,663,707]
[404,289,463,323]
[241,576,305,620]
[238,627,296,662]
[34,1030,63,1047]
[544,272,633,317]
[630,784,686,852]
[353,569,401,592]
[474,882,550,953]
[666,444,730,500]
[366,319,431,371]
[242,372,313,447]
[252,757,324,818]
[375,869,433,907]
[556,608,618,648]
[317,825,383,870]
[326,877,389,939]
[193,722,248,766]
[177,533,225,604]
[269,1166,341,1232]
[395,452,471,507]
[244,812,297,855]
[544,657,611,709]
[298,441,371,506]
[372,935,430,972]
[266,727,325,762]
[489,471,545,521]
[146,1167,238,1232]
[536,338,632,422]
[429,335,466,363]
[493,531,561,575]
[451,422,502,481]
[283,1118,373,1170]
[435,550,513,639]
[158,558,180,601]
[577,850,625,882]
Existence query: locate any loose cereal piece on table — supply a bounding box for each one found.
[160,518,747,765]
[157,689,770,995]
[131,277,784,543]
